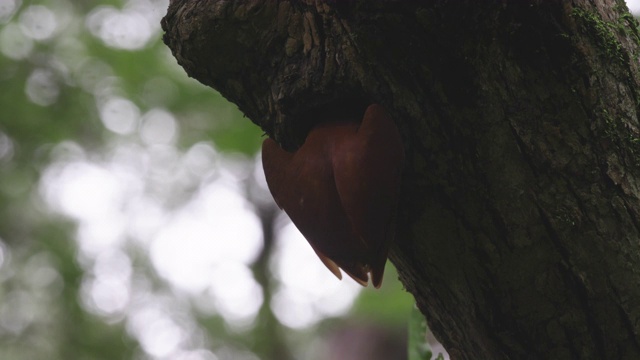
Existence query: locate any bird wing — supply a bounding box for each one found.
[262,136,369,285]
[332,104,404,288]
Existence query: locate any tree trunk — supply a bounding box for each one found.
[162,1,640,358]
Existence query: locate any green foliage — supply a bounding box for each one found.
[408,305,445,360]
[571,7,627,64]
[351,263,415,325]
[408,304,432,360]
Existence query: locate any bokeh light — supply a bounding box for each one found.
[271,223,361,329]
[19,5,58,41]
[25,68,60,106]
[0,22,33,59]
[99,97,141,135]
[0,0,20,23]
[86,4,159,50]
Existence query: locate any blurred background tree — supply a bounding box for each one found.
[0,0,420,359]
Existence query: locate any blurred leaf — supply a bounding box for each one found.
[350,263,415,325]
[408,304,432,360]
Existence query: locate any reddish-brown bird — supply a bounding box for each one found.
[262,104,404,288]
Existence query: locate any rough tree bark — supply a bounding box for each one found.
[162,1,640,359]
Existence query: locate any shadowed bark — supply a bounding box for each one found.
[163,1,640,358]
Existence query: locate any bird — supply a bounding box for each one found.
[262,104,404,288]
